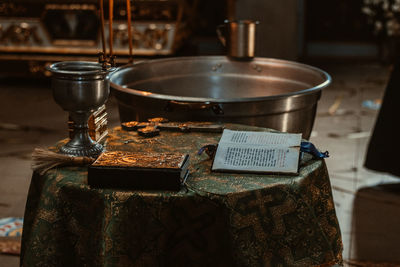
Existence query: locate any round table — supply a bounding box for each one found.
[21,124,343,267]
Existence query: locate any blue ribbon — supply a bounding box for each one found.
[300,141,329,159]
[198,144,218,159]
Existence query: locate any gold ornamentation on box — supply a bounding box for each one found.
[68,104,108,144]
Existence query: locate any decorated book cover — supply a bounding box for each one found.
[88,151,190,191]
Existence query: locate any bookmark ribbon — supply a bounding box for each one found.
[198,144,218,159]
[300,141,329,159]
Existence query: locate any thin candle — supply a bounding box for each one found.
[126,0,133,63]
[98,0,107,57]
[108,0,114,57]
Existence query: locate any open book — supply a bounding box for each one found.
[212,129,302,174]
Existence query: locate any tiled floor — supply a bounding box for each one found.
[1,62,399,266]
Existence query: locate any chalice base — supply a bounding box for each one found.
[59,129,104,158]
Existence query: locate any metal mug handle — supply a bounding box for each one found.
[216,23,227,47]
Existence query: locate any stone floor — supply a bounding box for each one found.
[310,63,400,264]
[0,62,399,266]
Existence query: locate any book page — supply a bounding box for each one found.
[211,129,301,174]
[219,129,301,147]
[212,145,300,173]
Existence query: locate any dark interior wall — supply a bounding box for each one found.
[231,0,378,60]
[234,0,303,60]
[306,0,374,42]
[305,0,379,59]
[181,0,303,60]
[192,0,377,60]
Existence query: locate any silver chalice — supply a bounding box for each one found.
[47,61,114,158]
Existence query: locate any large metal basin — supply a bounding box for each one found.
[109,56,331,139]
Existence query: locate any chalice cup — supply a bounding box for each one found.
[47,61,113,158]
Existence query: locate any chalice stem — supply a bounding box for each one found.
[70,112,90,135]
[71,112,93,146]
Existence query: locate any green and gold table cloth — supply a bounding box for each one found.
[21,124,343,267]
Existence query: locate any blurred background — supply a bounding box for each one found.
[1,0,400,266]
[0,0,395,74]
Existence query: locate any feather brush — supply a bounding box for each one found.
[32,148,95,175]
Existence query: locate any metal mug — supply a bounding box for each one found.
[217,20,259,60]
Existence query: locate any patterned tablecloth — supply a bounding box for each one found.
[21,124,343,267]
